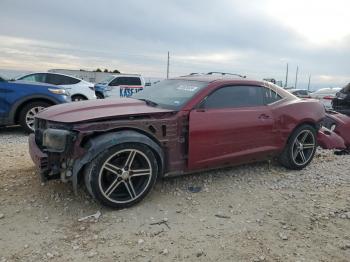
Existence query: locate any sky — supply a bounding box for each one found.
[0,0,349,89]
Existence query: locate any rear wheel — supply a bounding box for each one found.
[84,143,158,208]
[19,101,51,133]
[96,92,104,99]
[279,124,317,170]
[72,95,87,101]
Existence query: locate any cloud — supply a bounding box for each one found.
[0,0,349,88]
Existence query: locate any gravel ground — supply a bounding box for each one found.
[0,126,350,262]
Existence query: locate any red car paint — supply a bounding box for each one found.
[30,77,326,184]
[318,111,350,150]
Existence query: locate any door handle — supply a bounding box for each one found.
[258,114,270,119]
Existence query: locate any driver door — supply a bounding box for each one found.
[188,85,278,170]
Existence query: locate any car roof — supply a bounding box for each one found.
[313,87,341,92]
[290,89,308,92]
[171,75,268,85]
[19,72,83,81]
[112,74,142,77]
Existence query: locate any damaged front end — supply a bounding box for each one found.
[317,111,350,154]
[28,118,81,184]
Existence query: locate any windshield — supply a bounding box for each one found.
[0,75,7,81]
[132,79,208,110]
[98,75,115,85]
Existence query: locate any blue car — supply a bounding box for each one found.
[0,75,70,132]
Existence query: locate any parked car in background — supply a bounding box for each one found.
[29,74,325,208]
[288,89,311,98]
[332,83,350,116]
[17,72,96,101]
[0,75,70,132]
[94,74,145,99]
[309,87,341,108]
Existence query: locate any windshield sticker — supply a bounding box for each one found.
[176,85,199,92]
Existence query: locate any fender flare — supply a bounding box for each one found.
[9,95,59,123]
[71,130,164,194]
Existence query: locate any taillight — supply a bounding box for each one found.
[323,96,334,100]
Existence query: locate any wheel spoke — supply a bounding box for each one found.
[104,162,122,175]
[124,150,136,168]
[105,179,122,196]
[302,143,314,149]
[123,180,136,199]
[300,132,309,143]
[299,150,307,163]
[130,169,151,177]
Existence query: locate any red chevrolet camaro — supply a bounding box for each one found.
[29,74,326,208]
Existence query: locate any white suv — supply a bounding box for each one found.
[18,72,96,101]
[310,87,342,108]
[95,74,145,99]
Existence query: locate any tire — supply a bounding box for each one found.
[279,124,317,170]
[96,92,104,99]
[84,143,158,208]
[71,95,87,101]
[19,101,51,133]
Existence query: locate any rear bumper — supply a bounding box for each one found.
[317,127,346,150]
[28,134,49,180]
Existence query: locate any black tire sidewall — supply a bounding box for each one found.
[72,95,87,101]
[19,101,51,133]
[87,143,158,209]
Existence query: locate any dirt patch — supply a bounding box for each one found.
[0,127,350,261]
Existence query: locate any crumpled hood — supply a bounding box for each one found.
[36,98,174,123]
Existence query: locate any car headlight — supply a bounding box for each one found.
[48,88,69,96]
[104,86,112,91]
[43,129,72,152]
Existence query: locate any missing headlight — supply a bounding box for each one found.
[43,129,72,153]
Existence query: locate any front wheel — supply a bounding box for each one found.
[19,101,51,133]
[279,124,317,170]
[96,92,104,99]
[84,143,158,208]
[71,95,87,101]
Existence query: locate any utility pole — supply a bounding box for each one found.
[166,51,170,79]
[294,65,299,89]
[284,63,289,88]
[307,74,311,91]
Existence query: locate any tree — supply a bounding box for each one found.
[95,68,102,72]
[104,69,109,73]
[112,69,120,74]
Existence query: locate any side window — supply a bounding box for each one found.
[109,77,122,86]
[262,87,282,104]
[47,74,80,85]
[202,85,264,109]
[126,77,141,85]
[20,73,46,83]
[46,74,62,85]
[60,75,80,85]
[109,77,141,86]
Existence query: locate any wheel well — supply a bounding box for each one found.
[71,94,87,100]
[78,128,165,181]
[14,99,54,123]
[284,121,317,146]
